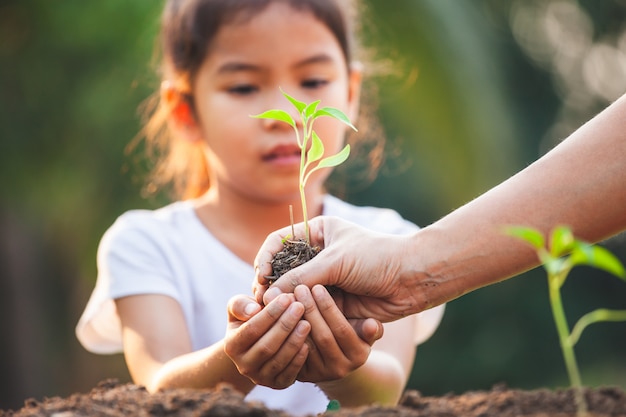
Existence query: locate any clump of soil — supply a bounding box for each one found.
[267,238,320,283]
[4,379,626,417]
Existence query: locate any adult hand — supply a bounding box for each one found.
[291,284,383,383]
[224,293,310,389]
[253,216,429,322]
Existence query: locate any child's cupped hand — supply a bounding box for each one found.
[293,284,384,383]
[224,286,383,388]
[224,293,311,389]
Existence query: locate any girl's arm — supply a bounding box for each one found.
[117,293,309,394]
[116,294,254,393]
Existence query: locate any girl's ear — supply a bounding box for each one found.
[347,61,363,123]
[161,81,202,142]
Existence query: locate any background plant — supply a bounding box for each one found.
[252,90,356,243]
[507,225,626,416]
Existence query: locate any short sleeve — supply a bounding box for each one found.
[75,212,182,354]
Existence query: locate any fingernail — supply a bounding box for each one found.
[312,284,328,299]
[295,320,310,337]
[244,302,260,317]
[264,286,282,304]
[288,302,304,319]
[294,285,310,301]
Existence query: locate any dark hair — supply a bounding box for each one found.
[135,0,384,200]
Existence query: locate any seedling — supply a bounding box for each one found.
[252,90,356,281]
[506,225,626,417]
[253,89,355,242]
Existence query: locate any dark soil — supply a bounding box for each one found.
[267,238,321,283]
[4,379,626,417]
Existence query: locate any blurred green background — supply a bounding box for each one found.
[2,0,626,411]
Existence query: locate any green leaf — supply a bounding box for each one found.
[281,90,307,114]
[251,109,295,128]
[569,244,626,279]
[326,399,341,411]
[314,107,358,131]
[302,144,351,186]
[304,100,321,119]
[504,226,545,249]
[550,225,575,257]
[307,131,324,164]
[315,143,351,169]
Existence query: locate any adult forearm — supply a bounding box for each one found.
[407,94,626,310]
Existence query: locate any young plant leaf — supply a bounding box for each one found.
[307,131,324,164]
[282,90,307,114]
[252,109,295,128]
[305,100,321,119]
[569,244,626,279]
[550,225,575,257]
[504,226,545,249]
[316,143,351,169]
[303,144,351,186]
[314,107,358,131]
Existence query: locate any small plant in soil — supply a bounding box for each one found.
[506,225,626,417]
[252,90,356,282]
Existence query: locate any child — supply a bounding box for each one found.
[76,0,445,415]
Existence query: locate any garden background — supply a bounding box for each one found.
[2,0,626,411]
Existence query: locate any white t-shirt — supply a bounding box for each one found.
[76,194,444,415]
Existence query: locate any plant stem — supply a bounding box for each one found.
[300,182,309,243]
[548,271,587,417]
[569,309,626,346]
[299,120,310,243]
[289,205,295,239]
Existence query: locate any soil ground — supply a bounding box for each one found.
[3,379,626,417]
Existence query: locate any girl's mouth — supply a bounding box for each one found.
[262,144,302,166]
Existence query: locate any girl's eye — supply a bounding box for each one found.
[228,84,258,95]
[301,79,328,89]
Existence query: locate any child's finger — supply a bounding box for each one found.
[294,284,352,381]
[245,300,305,365]
[226,293,295,355]
[294,285,341,355]
[311,284,370,362]
[258,320,311,389]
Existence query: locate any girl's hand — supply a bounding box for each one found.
[224,293,311,389]
[292,285,383,383]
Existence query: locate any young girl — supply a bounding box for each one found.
[76,0,445,414]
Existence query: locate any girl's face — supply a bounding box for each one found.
[190,2,361,204]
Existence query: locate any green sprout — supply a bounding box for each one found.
[326,399,341,412]
[252,90,356,243]
[506,225,626,417]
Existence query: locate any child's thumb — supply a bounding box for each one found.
[228,295,262,321]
